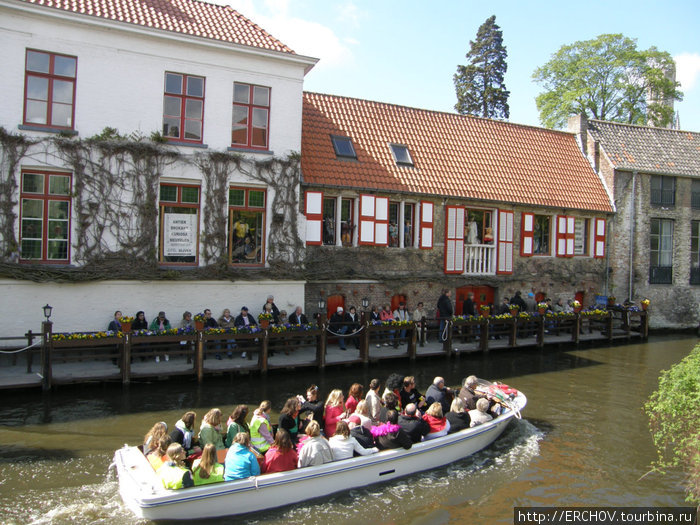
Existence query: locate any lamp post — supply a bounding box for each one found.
[317,295,326,319]
[41,304,53,391]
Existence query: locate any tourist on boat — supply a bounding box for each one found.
[108,311,122,332]
[199,408,226,450]
[458,375,486,411]
[147,434,172,471]
[382,392,398,415]
[224,432,261,481]
[170,411,200,456]
[345,383,363,414]
[262,295,281,324]
[422,402,450,440]
[470,398,493,427]
[446,397,470,433]
[365,378,384,424]
[399,376,427,410]
[329,421,378,460]
[263,429,298,474]
[192,443,224,485]
[132,311,148,331]
[158,443,194,489]
[398,403,430,443]
[323,389,346,436]
[143,421,168,455]
[225,405,250,448]
[352,400,373,430]
[298,420,333,467]
[298,384,325,426]
[347,414,375,449]
[250,401,274,453]
[383,373,404,410]
[278,397,302,444]
[371,410,412,450]
[425,376,452,414]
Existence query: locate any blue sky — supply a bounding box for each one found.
[224,0,700,132]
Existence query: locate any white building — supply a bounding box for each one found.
[0,0,317,335]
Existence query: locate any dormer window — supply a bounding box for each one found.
[331,135,357,159]
[390,143,413,166]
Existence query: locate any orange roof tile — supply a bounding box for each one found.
[19,0,295,53]
[302,93,613,213]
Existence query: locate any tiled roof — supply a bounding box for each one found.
[588,119,700,177]
[302,93,613,212]
[19,0,294,53]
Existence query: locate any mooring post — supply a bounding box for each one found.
[260,330,268,374]
[195,331,204,383]
[40,321,52,391]
[122,332,131,384]
[317,319,327,369]
[408,323,417,360]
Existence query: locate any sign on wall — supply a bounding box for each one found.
[163,213,197,257]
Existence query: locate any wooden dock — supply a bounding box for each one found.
[0,308,648,391]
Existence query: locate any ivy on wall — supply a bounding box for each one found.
[0,128,304,281]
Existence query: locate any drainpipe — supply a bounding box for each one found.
[628,172,637,302]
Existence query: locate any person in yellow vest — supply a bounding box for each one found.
[146,434,171,471]
[157,443,194,489]
[249,400,274,453]
[191,443,224,486]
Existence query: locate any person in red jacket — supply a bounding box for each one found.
[263,429,298,474]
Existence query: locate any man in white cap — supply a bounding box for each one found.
[329,306,352,350]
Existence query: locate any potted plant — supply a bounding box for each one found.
[641,298,650,311]
[120,315,134,332]
[537,302,548,315]
[607,296,616,307]
[509,304,520,316]
[571,300,582,313]
[258,312,273,329]
[479,304,490,318]
[193,313,206,331]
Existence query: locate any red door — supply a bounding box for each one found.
[456,285,495,314]
[326,294,345,319]
[391,294,407,312]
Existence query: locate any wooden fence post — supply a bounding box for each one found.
[536,316,545,348]
[443,321,453,356]
[195,331,204,383]
[480,320,489,352]
[606,312,614,342]
[41,321,52,391]
[360,315,369,363]
[122,333,131,384]
[509,319,517,347]
[641,311,649,338]
[260,330,268,374]
[317,320,327,369]
[25,330,35,373]
[572,314,581,344]
[408,323,417,360]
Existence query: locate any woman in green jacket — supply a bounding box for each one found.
[198,408,226,450]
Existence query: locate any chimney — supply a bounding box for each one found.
[567,114,588,156]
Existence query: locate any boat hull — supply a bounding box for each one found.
[115,392,526,520]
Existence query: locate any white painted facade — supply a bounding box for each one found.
[1,279,305,340]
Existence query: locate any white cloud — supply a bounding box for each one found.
[674,52,700,91]
[215,1,354,68]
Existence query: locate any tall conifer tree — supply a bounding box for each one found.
[454,15,510,119]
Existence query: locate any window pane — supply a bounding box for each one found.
[252,108,268,146]
[25,101,47,124]
[48,220,68,239]
[533,215,550,254]
[163,96,181,117]
[23,173,44,193]
[49,175,70,196]
[233,83,250,104]
[332,136,356,158]
[229,189,245,206]
[230,209,263,264]
[184,119,201,140]
[391,144,412,165]
[48,200,69,219]
[248,190,265,208]
[54,56,76,78]
[26,76,49,100]
[51,79,72,104]
[232,105,248,145]
[22,199,43,218]
[181,187,199,204]
[186,76,204,97]
[185,99,202,119]
[160,186,178,202]
[253,86,269,106]
[21,218,42,238]
[21,239,42,259]
[47,240,68,260]
[51,103,72,127]
[165,73,182,94]
[26,51,50,73]
[163,118,180,138]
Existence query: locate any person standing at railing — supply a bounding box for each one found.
[412,302,427,346]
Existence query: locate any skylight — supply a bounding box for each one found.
[331,135,357,159]
[390,143,413,166]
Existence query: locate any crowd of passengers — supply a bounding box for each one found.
[143,374,505,489]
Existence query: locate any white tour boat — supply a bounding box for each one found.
[114,386,526,521]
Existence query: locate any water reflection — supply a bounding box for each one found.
[0,336,694,524]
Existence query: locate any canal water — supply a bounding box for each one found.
[0,336,695,524]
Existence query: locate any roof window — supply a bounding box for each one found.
[390,143,413,166]
[331,135,357,159]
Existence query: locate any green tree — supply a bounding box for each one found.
[533,34,682,129]
[454,15,510,119]
[643,344,700,503]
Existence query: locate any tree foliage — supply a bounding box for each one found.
[533,34,682,129]
[454,15,510,119]
[643,344,700,503]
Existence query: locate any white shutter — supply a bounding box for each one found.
[305,191,323,245]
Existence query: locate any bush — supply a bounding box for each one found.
[643,344,700,503]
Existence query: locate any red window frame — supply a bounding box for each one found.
[19,170,72,263]
[162,72,205,144]
[23,49,77,130]
[444,206,465,274]
[497,209,513,274]
[229,186,266,266]
[305,191,323,246]
[419,201,434,249]
[159,184,201,265]
[232,82,270,150]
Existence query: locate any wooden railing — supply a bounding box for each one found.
[464,244,496,275]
